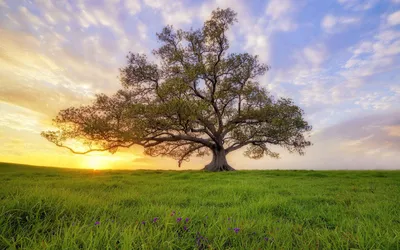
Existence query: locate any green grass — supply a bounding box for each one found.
[0,162,399,249]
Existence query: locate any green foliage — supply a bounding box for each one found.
[1,163,399,249]
[41,8,312,171]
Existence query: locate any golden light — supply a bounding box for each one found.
[85,156,105,170]
[82,154,122,170]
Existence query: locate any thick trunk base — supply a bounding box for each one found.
[203,149,235,172]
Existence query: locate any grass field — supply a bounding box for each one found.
[0,162,399,249]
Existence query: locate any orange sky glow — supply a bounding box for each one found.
[1,0,399,170]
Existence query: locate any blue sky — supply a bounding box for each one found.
[0,0,399,169]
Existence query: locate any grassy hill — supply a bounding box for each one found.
[0,162,399,249]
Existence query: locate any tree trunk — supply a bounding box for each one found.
[203,149,235,171]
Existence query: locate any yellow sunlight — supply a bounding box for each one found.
[82,154,122,170]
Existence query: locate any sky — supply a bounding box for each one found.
[0,0,399,170]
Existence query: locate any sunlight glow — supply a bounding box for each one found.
[86,156,106,170]
[82,154,122,170]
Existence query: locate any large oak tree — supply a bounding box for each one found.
[42,8,312,171]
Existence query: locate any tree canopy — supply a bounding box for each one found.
[41,8,312,171]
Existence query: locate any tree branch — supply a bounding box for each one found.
[178,145,205,167]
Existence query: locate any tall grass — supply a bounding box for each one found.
[0,162,399,249]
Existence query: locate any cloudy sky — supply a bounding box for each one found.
[1,0,399,170]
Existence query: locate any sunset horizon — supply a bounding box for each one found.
[1,1,400,249]
[1,0,399,171]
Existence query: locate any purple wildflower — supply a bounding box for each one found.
[141,221,146,225]
[233,228,240,234]
[177,217,182,223]
[183,226,188,231]
[153,217,158,223]
[185,218,190,223]
[95,221,100,225]
[264,237,269,242]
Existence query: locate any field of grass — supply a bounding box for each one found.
[0,162,399,249]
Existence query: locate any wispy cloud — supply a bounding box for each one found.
[125,0,141,15]
[143,0,194,27]
[0,0,399,169]
[0,0,8,8]
[387,10,400,26]
[340,29,400,87]
[355,92,398,110]
[265,0,297,31]
[321,14,360,33]
[337,0,377,11]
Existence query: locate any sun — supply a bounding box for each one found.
[80,153,134,170]
[84,156,111,170]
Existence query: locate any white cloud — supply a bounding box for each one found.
[137,21,147,40]
[337,0,377,11]
[244,33,270,62]
[0,102,47,133]
[265,0,293,20]
[303,44,327,67]
[19,6,46,29]
[94,9,124,35]
[296,77,354,108]
[82,35,118,65]
[232,111,400,170]
[0,0,8,8]
[350,41,373,55]
[321,15,336,30]
[343,57,393,77]
[375,29,400,41]
[143,0,193,27]
[300,83,336,106]
[265,0,297,32]
[269,44,326,87]
[1,0,399,170]
[197,0,272,62]
[355,92,398,110]
[143,0,164,9]
[318,112,400,165]
[390,85,400,95]
[288,44,328,85]
[340,29,400,87]
[125,0,141,15]
[34,0,71,24]
[387,11,400,26]
[44,13,56,25]
[274,18,297,32]
[321,14,360,33]
[78,9,98,27]
[267,43,340,107]
[75,2,125,37]
[5,14,20,26]
[0,29,120,115]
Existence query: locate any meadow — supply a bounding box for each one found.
[0,162,399,249]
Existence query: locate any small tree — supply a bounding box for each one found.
[42,8,312,171]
